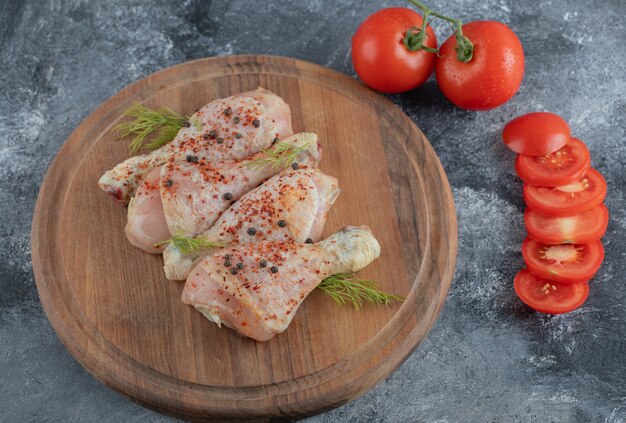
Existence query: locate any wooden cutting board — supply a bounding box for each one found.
[31,55,457,421]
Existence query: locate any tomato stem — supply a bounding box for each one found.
[406,0,474,62]
[402,24,438,53]
[402,8,438,53]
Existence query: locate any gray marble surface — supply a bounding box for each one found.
[1,0,625,421]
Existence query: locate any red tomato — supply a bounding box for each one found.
[521,237,604,284]
[524,205,609,244]
[503,112,571,155]
[435,21,524,110]
[523,168,607,217]
[514,269,589,314]
[352,8,437,94]
[515,138,591,187]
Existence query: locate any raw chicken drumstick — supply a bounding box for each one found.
[182,226,381,342]
[125,133,321,254]
[163,167,340,279]
[99,88,293,204]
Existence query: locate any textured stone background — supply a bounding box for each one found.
[1,0,625,421]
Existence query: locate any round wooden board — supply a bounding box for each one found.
[31,55,457,421]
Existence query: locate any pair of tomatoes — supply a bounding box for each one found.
[503,113,608,314]
[351,8,525,110]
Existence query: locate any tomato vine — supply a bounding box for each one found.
[405,0,474,62]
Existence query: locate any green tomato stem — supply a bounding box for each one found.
[406,0,474,62]
[402,26,438,53]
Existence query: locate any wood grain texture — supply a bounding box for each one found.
[31,55,457,421]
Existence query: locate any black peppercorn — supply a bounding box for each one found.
[259,259,267,268]
[224,107,232,116]
[208,130,218,139]
[235,132,242,139]
[277,220,286,228]
[236,262,244,270]
[305,238,313,244]
[252,119,260,127]
[216,137,224,144]
[291,162,299,170]
[230,267,238,275]
[164,179,174,187]
[224,259,231,267]
[247,227,257,236]
[223,192,233,200]
[270,266,279,274]
[186,155,199,163]
[225,254,231,260]
[233,116,240,124]
[183,121,191,128]
[202,133,210,139]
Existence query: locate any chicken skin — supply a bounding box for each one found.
[99,88,293,204]
[163,167,340,279]
[182,226,381,341]
[125,133,321,253]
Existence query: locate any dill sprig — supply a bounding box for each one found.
[115,102,187,154]
[246,141,311,170]
[155,232,226,255]
[317,273,405,309]
[189,115,203,130]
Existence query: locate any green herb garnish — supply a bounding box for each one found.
[246,141,311,170]
[317,273,404,309]
[115,102,187,154]
[155,232,226,255]
[189,115,203,130]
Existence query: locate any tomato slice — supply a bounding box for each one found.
[515,138,590,187]
[523,168,606,217]
[503,112,571,155]
[521,237,604,284]
[524,205,608,244]
[514,269,589,314]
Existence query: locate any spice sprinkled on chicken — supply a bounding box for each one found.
[182,226,380,341]
[163,166,339,278]
[125,133,321,253]
[99,88,293,204]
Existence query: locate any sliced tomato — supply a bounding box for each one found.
[514,269,589,314]
[521,237,604,284]
[515,138,590,187]
[524,205,608,244]
[523,168,606,217]
[503,112,571,155]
